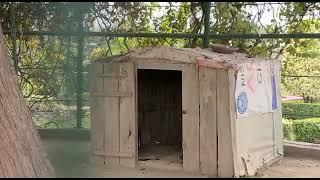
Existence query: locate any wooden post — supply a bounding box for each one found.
[76,6,85,128]
[203,1,211,48]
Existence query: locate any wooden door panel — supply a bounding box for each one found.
[182,64,200,173]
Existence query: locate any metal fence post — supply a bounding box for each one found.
[76,6,84,128]
[10,2,18,73]
[203,1,211,48]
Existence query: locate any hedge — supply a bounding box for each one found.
[282,101,320,120]
[283,119,295,141]
[283,118,320,143]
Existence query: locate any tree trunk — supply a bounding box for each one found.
[0,27,55,177]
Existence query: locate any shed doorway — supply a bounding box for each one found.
[137,69,183,169]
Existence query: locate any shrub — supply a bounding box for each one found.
[282,101,320,120]
[282,119,295,141]
[283,118,320,143]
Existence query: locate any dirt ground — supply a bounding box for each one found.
[41,138,320,178]
[256,157,320,178]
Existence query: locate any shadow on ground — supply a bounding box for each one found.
[41,137,320,178]
[41,137,204,178]
[41,138,91,178]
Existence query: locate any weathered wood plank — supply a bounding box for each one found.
[94,151,135,158]
[103,63,120,166]
[137,60,184,71]
[97,73,127,78]
[182,64,200,173]
[217,69,234,177]
[92,92,132,97]
[134,64,139,162]
[228,69,238,176]
[199,67,217,176]
[89,62,105,165]
[133,47,197,64]
[119,62,137,167]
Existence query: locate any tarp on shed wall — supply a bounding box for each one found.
[233,60,283,177]
[234,111,282,176]
[235,61,281,118]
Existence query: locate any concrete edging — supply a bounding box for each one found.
[38,128,90,140]
[284,140,320,160]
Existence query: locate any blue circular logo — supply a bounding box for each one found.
[237,92,248,114]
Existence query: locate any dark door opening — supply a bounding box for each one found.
[138,69,182,166]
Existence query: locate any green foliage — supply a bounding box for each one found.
[210,2,262,53]
[33,101,90,129]
[283,118,320,143]
[282,118,295,141]
[282,19,320,102]
[282,101,320,119]
[282,100,320,143]
[0,2,319,128]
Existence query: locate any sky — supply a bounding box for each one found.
[92,2,320,33]
[153,2,289,35]
[155,2,280,26]
[92,2,281,32]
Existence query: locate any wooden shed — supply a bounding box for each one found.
[88,47,283,177]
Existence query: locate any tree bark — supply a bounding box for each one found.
[0,26,55,177]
